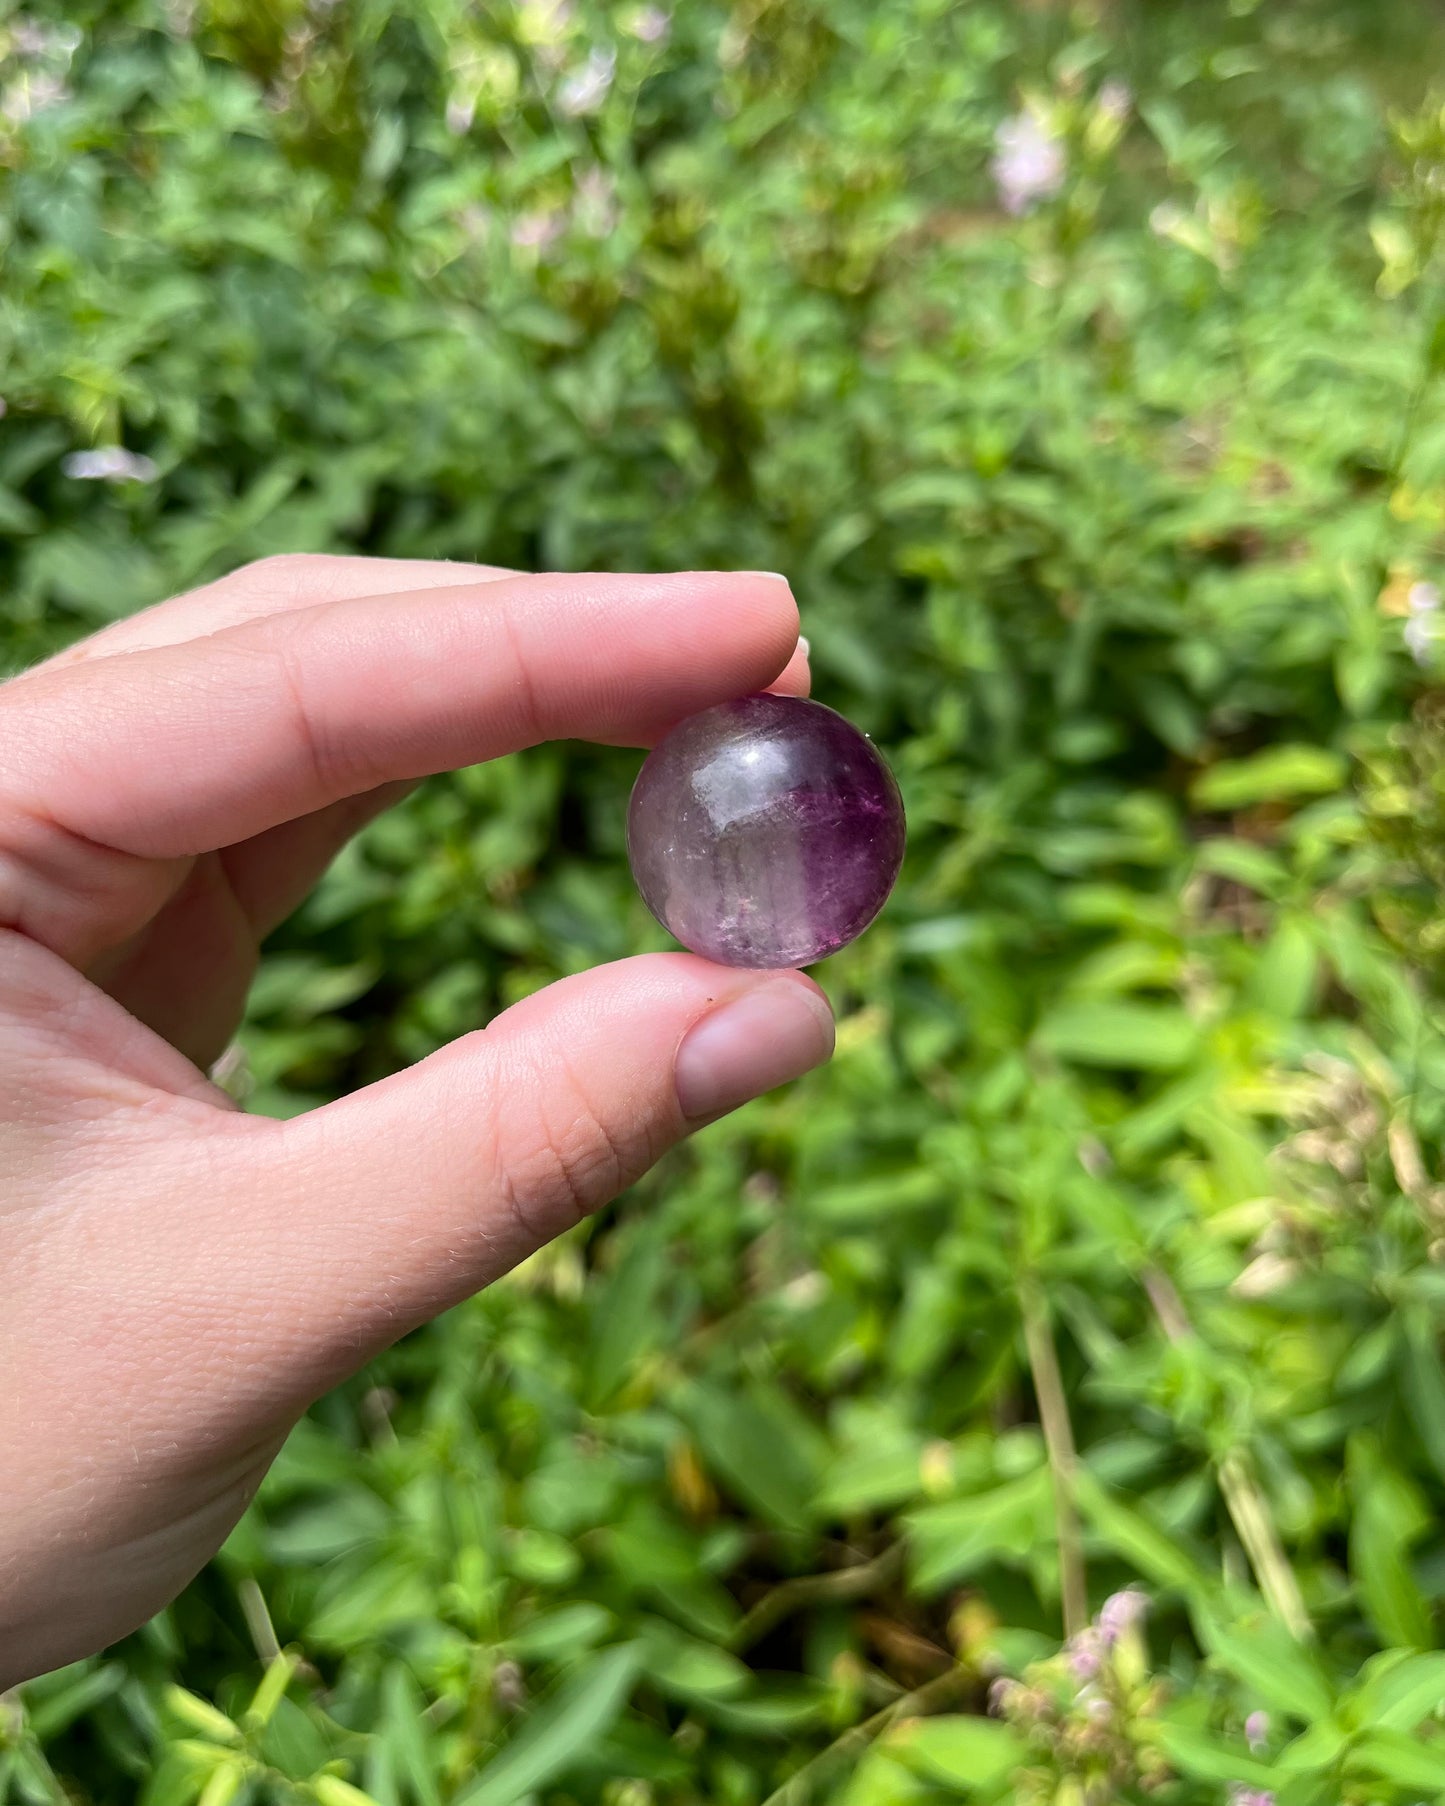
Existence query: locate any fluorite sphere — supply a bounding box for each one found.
[627,693,906,968]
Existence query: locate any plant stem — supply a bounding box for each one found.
[1019,1277,1088,1643]
[1216,1451,1313,1642]
[729,1544,906,1654]
[1143,1265,1312,1641]
[238,1576,282,1664]
[757,1664,972,1806]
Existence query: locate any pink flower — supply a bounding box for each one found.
[1065,1628,1103,1682]
[1149,201,1187,238]
[2,69,70,120]
[574,165,619,237]
[1245,1710,1269,1752]
[990,111,1065,215]
[454,202,493,244]
[1098,1587,1149,1647]
[625,5,671,42]
[1097,78,1131,120]
[510,209,565,253]
[556,45,615,117]
[1078,1684,1112,1721]
[1406,580,1440,664]
[7,18,81,63]
[62,447,158,483]
[12,20,50,57]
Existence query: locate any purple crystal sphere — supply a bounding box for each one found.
[627,693,905,968]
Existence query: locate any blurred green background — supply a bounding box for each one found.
[9,1,1445,1801]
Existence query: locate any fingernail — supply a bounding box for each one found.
[675,979,835,1122]
[797,634,810,658]
[737,570,791,584]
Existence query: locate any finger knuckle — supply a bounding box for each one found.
[488,1063,640,1247]
[266,636,337,794]
[226,623,360,799]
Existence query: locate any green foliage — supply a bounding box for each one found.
[9,0,1445,1801]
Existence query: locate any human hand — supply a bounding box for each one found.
[0,556,832,1686]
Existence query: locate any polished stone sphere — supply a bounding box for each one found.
[627,693,905,968]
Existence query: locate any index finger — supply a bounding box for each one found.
[27,554,520,673]
[0,569,800,864]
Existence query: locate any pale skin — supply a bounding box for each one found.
[0,556,835,1687]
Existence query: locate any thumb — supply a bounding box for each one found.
[225,953,833,1402]
[0,953,831,1683]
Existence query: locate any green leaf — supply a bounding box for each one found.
[1191,745,1347,810]
[906,1471,1052,1593]
[586,1227,669,1406]
[257,1694,332,1783]
[1073,1469,1214,1597]
[1197,1614,1335,1722]
[836,1747,941,1806]
[456,1644,643,1806]
[1193,837,1290,897]
[1344,1649,1445,1732]
[379,1666,443,1806]
[138,1752,209,1806]
[605,1508,741,1642]
[306,1557,434,1647]
[27,530,161,622]
[1347,1438,1431,1649]
[705,1678,834,1736]
[1401,1309,1445,1485]
[161,1687,243,1745]
[505,1604,615,1663]
[1346,1728,1445,1789]
[1246,916,1318,1018]
[263,1491,391,1564]
[888,1715,1025,1792]
[1273,1716,1351,1772]
[1035,1000,1201,1071]
[809,1167,949,1224]
[24,1663,125,1740]
[504,1527,583,1587]
[638,1623,752,1702]
[314,1780,383,1806]
[684,1381,829,1533]
[1150,1722,1279,1788]
[819,1425,928,1516]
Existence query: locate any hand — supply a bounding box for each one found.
[0,556,833,1686]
